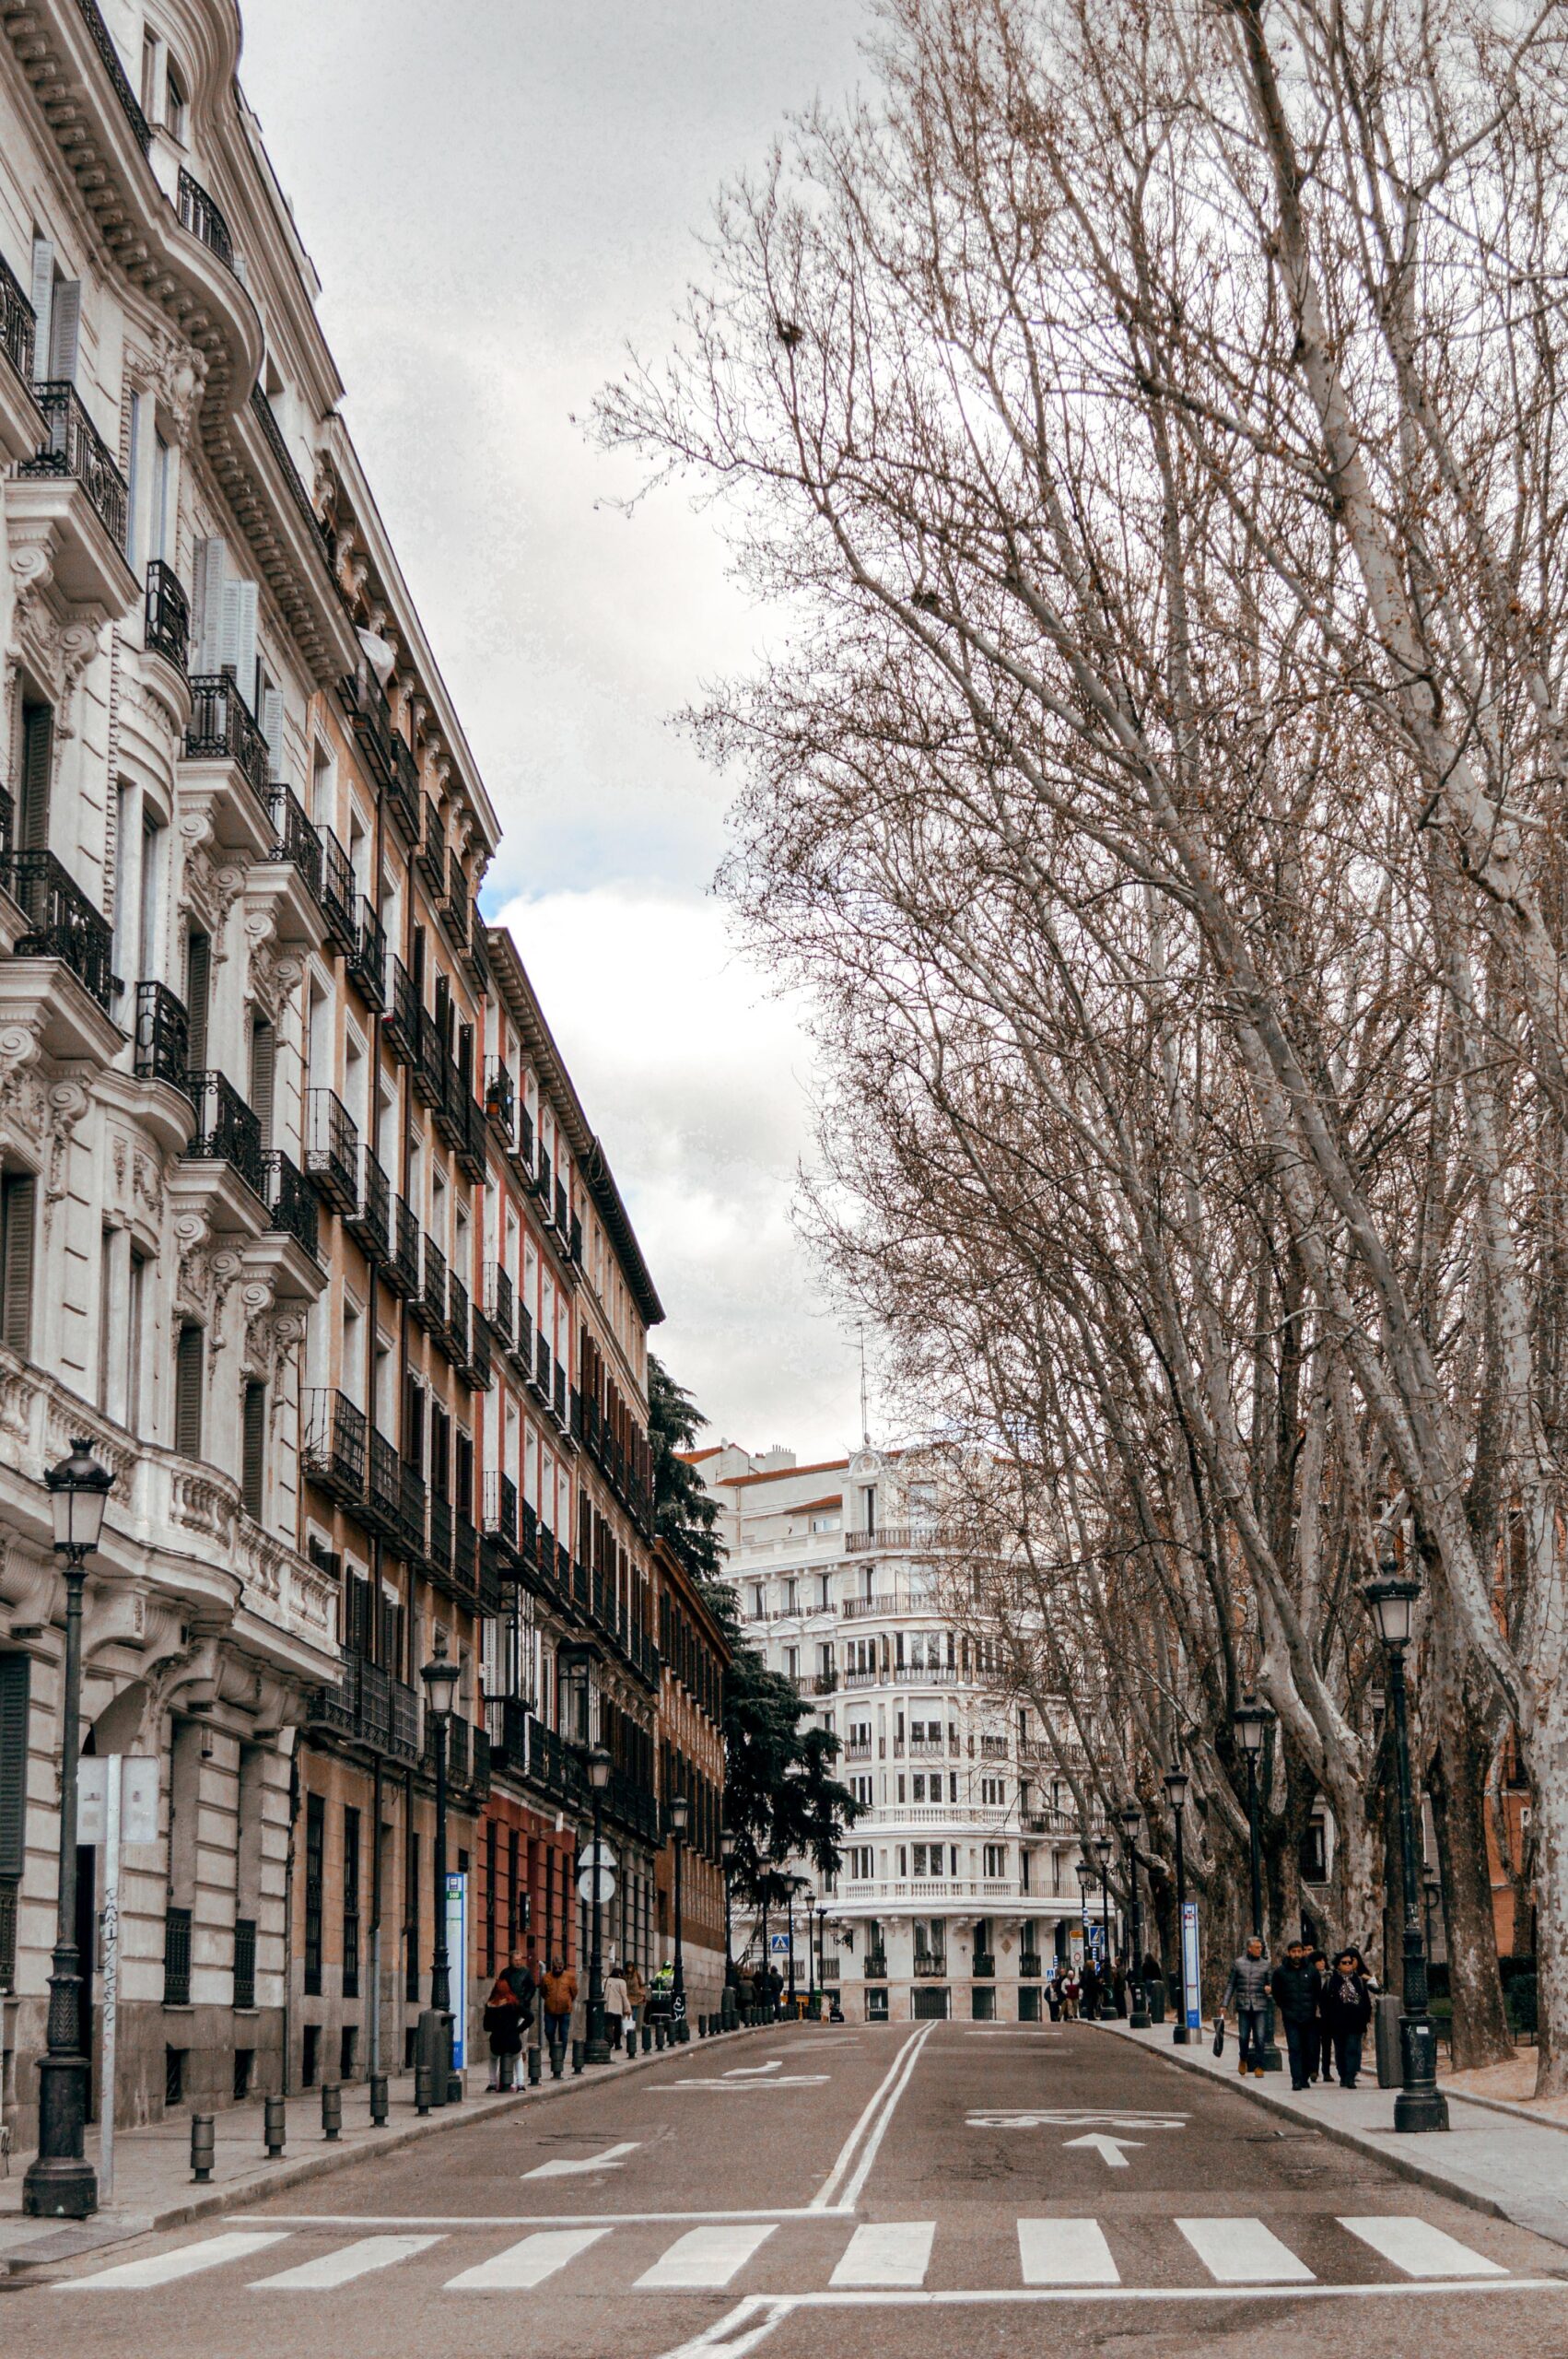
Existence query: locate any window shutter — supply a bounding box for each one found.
[456,1431,474,1520]
[240,1378,265,1518]
[125,391,144,572]
[0,1173,36,1358]
[403,1371,424,1471]
[174,1323,205,1458]
[260,686,284,782]
[250,1018,275,1149]
[191,538,227,673]
[0,1650,29,1880]
[18,704,52,854]
[29,239,53,382]
[48,280,80,383]
[218,578,258,711]
[184,931,211,1072]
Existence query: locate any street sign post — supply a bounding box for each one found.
[1181,1900,1202,2035]
[76,1756,159,2204]
[445,1872,468,2070]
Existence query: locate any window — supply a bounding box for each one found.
[126,1250,146,1431]
[848,1846,874,1880]
[303,1791,324,1996]
[983,1844,1009,1877]
[250,1017,276,1151]
[165,59,188,142]
[29,237,79,384]
[184,929,211,1071]
[911,1843,945,1877]
[240,1379,265,1519]
[18,699,53,854]
[174,1322,204,1457]
[851,1776,872,1808]
[0,1171,37,1358]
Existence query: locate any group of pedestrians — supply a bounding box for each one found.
[1220,1935,1376,2089]
[479,1948,651,2084]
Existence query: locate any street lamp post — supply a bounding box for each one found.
[420,1631,462,2104]
[804,1890,817,2015]
[584,1745,612,2063]
[785,1874,797,2012]
[1120,1804,1151,2028]
[1092,1831,1115,2017]
[1164,1765,1191,2044]
[1364,1561,1449,2132]
[1074,1858,1095,2006]
[720,1830,736,2023]
[668,1789,689,2041]
[24,1439,112,2220]
[1233,1693,1281,2072]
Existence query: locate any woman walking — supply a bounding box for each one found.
[483,1970,525,2090]
[603,1963,630,2053]
[1321,1950,1374,2089]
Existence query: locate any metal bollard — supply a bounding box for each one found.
[415,2063,434,2116]
[571,2037,584,2075]
[640,2022,652,2054]
[369,2073,389,2127]
[191,2113,215,2183]
[549,2040,565,2080]
[263,2094,287,2158]
[528,2045,543,2085]
[322,2082,342,2142]
[626,2022,637,2058]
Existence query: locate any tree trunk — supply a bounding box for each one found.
[1429,1712,1513,2069]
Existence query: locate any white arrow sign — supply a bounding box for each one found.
[968,2108,1186,2130]
[1062,2131,1144,2168]
[523,2141,640,2180]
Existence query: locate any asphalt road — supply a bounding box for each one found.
[8,2022,1568,2359]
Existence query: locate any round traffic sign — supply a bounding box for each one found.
[578,1867,617,1905]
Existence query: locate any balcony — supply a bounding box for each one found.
[302,1388,368,1508]
[514,1300,534,1380]
[1019,1952,1043,1979]
[177,169,236,273]
[972,1953,996,1978]
[484,1262,514,1357]
[412,1233,447,1337]
[345,895,386,1010]
[484,1058,514,1144]
[464,908,490,996]
[11,380,136,612]
[484,1468,519,1557]
[345,1142,390,1262]
[467,1306,493,1391]
[453,1514,480,1602]
[182,1070,265,1199]
[424,1714,490,1802]
[913,1954,948,1978]
[318,826,357,956]
[413,1005,447,1113]
[865,1951,889,1979]
[259,1147,322,1274]
[427,1493,453,1580]
[365,1426,403,1545]
[398,1461,427,1565]
[132,977,190,1099]
[383,953,420,1068]
[182,672,274,856]
[305,1651,419,1766]
[456,1086,488,1183]
[416,797,446,894]
[305,1088,358,1215]
[144,558,190,674]
[0,850,120,1053]
[340,667,422,844]
[386,1197,421,1300]
[444,1271,470,1370]
[0,249,41,466]
[248,783,326,953]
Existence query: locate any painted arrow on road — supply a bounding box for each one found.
[1061,2131,1145,2168]
[522,2141,641,2179]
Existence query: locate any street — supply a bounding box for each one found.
[6,2023,1566,2359]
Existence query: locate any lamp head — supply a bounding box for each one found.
[1233,1693,1272,1757]
[1092,1831,1113,1869]
[586,1743,611,1791]
[46,1437,112,1557]
[1164,1764,1190,1811]
[720,1830,735,1863]
[668,1790,689,1837]
[420,1626,460,1720]
[1119,1802,1141,1840]
[1364,1564,1421,1649]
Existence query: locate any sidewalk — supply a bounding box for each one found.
[0,2023,766,2270]
[1093,2016,1568,2251]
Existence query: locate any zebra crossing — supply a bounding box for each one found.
[53,2210,1524,2297]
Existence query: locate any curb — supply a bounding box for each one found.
[1084,2020,1512,2225]
[1426,2083,1568,2137]
[3,2019,788,2265]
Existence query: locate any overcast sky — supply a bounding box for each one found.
[239,1,874,1461]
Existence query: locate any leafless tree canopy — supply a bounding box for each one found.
[601,0,1568,2080]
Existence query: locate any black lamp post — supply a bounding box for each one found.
[1092,1831,1115,2016]
[720,1829,736,2020]
[785,1872,797,2010]
[582,1743,612,2062]
[667,1788,689,2040]
[1164,1764,1191,2044]
[420,1629,462,2100]
[1364,1560,1449,2131]
[1233,1693,1281,2071]
[1074,1858,1095,2003]
[804,1889,818,2016]
[24,1439,112,2220]
[1120,1803,1151,2028]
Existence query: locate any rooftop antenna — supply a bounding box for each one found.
[859,1323,872,1449]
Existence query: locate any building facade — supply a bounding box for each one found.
[697,1444,1094,2023]
[652,1536,729,2017]
[0,0,673,2155]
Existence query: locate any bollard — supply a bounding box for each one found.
[571,2037,584,2075]
[640,2022,652,2054]
[191,2113,215,2183]
[415,2063,434,2116]
[369,2072,389,2127]
[657,2021,668,2050]
[626,2022,637,2058]
[549,2039,565,2080]
[263,2093,287,2158]
[528,2045,543,2085]
[321,2082,342,2142]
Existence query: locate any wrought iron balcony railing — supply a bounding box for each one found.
[305,1086,358,1215]
[365,1425,402,1543]
[186,671,270,807]
[263,1148,319,1260]
[303,1386,368,1504]
[484,1467,518,1552]
[249,383,333,563]
[345,1142,390,1262]
[416,797,445,893]
[266,783,323,902]
[427,1492,453,1579]
[18,380,128,550]
[346,895,386,1010]
[144,558,189,671]
[318,824,357,954]
[340,668,421,841]
[457,1087,488,1183]
[484,1057,514,1141]
[132,979,189,1089]
[0,249,33,389]
[398,1461,427,1563]
[177,168,236,271]
[445,1272,470,1368]
[415,1233,447,1336]
[484,1262,514,1355]
[388,1197,420,1300]
[383,952,420,1067]
[183,1070,264,1196]
[76,0,152,151]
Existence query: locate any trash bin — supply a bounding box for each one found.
[1375,1991,1403,2087]
[1145,1976,1167,2025]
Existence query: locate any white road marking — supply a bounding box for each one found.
[64,2232,292,2288]
[523,2140,641,2178]
[830,2220,935,2287]
[252,2235,441,2290]
[1017,2217,1120,2284]
[971,2109,1185,2130]
[442,2225,610,2290]
[1339,2217,1507,2278]
[669,2076,830,2089]
[1177,2217,1315,2283]
[724,2061,784,2077]
[638,2224,778,2288]
[812,2022,936,2211]
[1062,2131,1143,2167]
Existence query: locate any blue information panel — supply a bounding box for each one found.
[1181,1900,1202,2032]
[446,1872,468,2066]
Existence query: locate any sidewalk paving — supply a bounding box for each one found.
[1093,2015,1568,2252]
[0,2022,767,2268]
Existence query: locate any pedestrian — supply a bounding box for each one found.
[1080,1960,1101,2020]
[1321,1949,1374,2088]
[503,1944,537,2021]
[1219,1935,1271,2077]
[603,1962,630,2051]
[1045,1971,1062,2023]
[541,1954,577,2052]
[626,1960,647,2037]
[1060,1967,1079,2021]
[1271,1938,1321,2090]
[1308,1950,1332,2083]
[1111,1954,1129,2017]
[766,1962,784,2016]
[482,1971,525,2091]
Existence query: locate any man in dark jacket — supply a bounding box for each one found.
[1220,1937,1271,2076]
[1321,1951,1374,2088]
[1271,1941,1321,2089]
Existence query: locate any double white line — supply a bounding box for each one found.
[811,2021,936,2213]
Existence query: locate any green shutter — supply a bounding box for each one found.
[0,1172,37,1358]
[174,1323,204,1458]
[184,933,211,1073]
[0,1652,29,1879]
[18,704,52,855]
[240,1378,265,1518]
[250,1019,275,1151]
